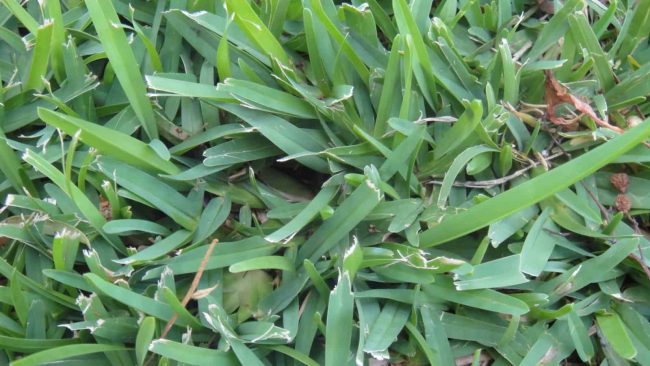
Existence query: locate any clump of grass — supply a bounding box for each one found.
[1,0,650,365]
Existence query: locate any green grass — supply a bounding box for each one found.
[1,0,650,365]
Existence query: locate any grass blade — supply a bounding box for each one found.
[325,271,354,366]
[85,0,158,139]
[224,0,291,66]
[25,22,53,92]
[95,158,197,230]
[596,311,637,360]
[11,344,128,366]
[38,109,179,175]
[265,185,338,243]
[149,339,238,365]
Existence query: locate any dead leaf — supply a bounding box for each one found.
[544,70,623,133]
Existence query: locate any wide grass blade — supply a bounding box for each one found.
[85,0,158,139]
[325,271,354,366]
[596,311,637,360]
[148,339,238,366]
[25,22,53,92]
[11,344,128,366]
[424,277,530,316]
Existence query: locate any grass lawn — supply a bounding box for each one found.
[1,0,650,365]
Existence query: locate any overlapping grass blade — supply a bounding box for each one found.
[22,149,125,253]
[424,277,530,316]
[95,157,197,230]
[38,109,179,175]
[148,339,238,366]
[113,230,192,265]
[421,117,650,246]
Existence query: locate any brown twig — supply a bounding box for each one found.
[512,40,533,62]
[427,151,565,188]
[160,239,219,339]
[298,291,311,318]
[143,238,218,366]
[624,213,650,282]
[579,181,610,222]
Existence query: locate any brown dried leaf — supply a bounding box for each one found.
[544,71,623,133]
